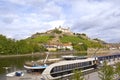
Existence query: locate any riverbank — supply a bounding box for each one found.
[0,52,44,58]
[0,51,73,58]
[0,49,120,58]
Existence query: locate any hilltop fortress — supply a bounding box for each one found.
[46,26,73,35]
[56,26,71,33]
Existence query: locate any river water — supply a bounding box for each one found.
[0,52,66,80]
[0,55,44,80]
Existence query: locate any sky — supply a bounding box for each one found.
[0,0,120,43]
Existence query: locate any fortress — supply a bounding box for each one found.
[46,26,73,35]
[55,26,73,35]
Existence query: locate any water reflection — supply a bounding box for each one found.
[0,56,41,75]
[0,53,62,75]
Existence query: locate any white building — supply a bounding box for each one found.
[56,26,73,35]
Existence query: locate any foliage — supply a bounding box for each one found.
[0,35,46,55]
[98,61,114,80]
[29,35,53,43]
[115,62,120,79]
[81,33,86,36]
[73,44,88,51]
[72,69,84,80]
[60,35,103,50]
[60,35,82,45]
[0,32,104,55]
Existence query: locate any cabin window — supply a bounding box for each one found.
[59,66,62,71]
[86,62,89,66]
[72,64,74,69]
[109,56,112,60]
[78,63,81,67]
[82,62,86,66]
[51,67,57,73]
[89,61,92,65]
[66,65,69,70]
[73,63,75,69]
[67,64,70,69]
[69,64,72,69]
[76,63,79,68]
[63,65,66,70]
[82,62,90,67]
[56,66,60,71]
[51,66,64,73]
[75,63,78,68]
[65,65,67,70]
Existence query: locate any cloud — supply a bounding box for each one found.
[68,0,120,43]
[0,0,120,43]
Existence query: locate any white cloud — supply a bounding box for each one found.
[0,0,120,43]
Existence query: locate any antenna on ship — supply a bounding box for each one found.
[43,52,50,65]
[91,48,100,68]
[92,48,100,58]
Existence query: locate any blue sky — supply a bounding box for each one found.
[0,0,120,43]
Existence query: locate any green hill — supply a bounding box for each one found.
[27,27,104,51]
[0,27,105,55]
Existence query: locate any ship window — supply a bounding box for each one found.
[51,67,57,73]
[78,63,81,67]
[56,66,59,71]
[59,66,62,71]
[72,64,74,69]
[75,63,77,68]
[63,65,66,70]
[68,64,70,69]
[85,62,87,66]
[73,64,75,69]
[76,63,79,68]
[87,61,91,65]
[82,62,89,66]
[70,64,72,69]
[67,65,69,69]
[65,65,67,70]
[81,62,84,66]
[86,62,88,66]
[89,61,92,65]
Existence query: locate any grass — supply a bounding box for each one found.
[28,35,53,43]
[60,35,103,48]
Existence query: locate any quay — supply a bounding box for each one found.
[84,72,100,80]
[6,71,41,80]
[6,71,100,80]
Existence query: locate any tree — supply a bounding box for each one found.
[115,62,120,79]
[72,69,84,80]
[98,61,114,80]
[73,44,88,51]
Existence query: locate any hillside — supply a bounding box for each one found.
[0,27,106,55]
[26,27,104,51]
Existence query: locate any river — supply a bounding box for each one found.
[0,52,68,80]
[0,54,47,80]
